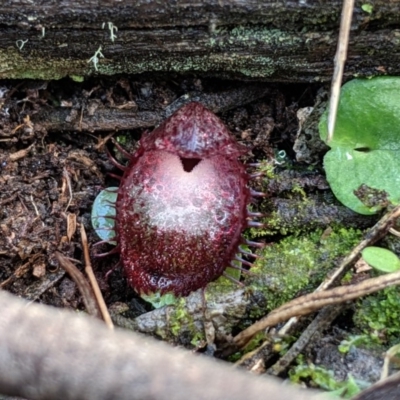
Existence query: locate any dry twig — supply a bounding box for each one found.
[54,252,102,319]
[8,143,34,161]
[81,224,114,329]
[62,168,73,213]
[327,0,355,142]
[224,204,400,355]
[233,268,400,350]
[0,290,329,400]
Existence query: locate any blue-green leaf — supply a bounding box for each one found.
[91,187,118,244]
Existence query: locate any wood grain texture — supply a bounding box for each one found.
[0,290,327,400]
[1,0,400,81]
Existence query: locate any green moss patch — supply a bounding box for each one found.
[246,227,362,311]
[354,286,400,345]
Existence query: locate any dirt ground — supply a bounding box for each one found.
[0,76,311,309]
[0,75,383,392]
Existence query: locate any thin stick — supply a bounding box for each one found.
[265,204,400,372]
[232,269,400,350]
[267,305,345,375]
[63,168,73,213]
[54,252,102,319]
[223,204,400,353]
[327,0,355,143]
[318,204,400,291]
[279,203,400,336]
[80,224,114,329]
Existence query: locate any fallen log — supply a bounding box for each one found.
[0,0,399,81]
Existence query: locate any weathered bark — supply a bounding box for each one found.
[30,84,272,132]
[1,0,400,81]
[0,290,327,400]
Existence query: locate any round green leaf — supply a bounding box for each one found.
[361,4,373,14]
[319,77,400,215]
[361,246,400,273]
[91,187,118,244]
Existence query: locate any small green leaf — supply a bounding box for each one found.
[91,187,118,244]
[361,4,373,14]
[338,335,371,354]
[319,77,400,214]
[70,75,84,82]
[330,375,363,398]
[141,292,178,308]
[361,247,400,273]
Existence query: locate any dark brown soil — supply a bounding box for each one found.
[3,76,385,397]
[0,75,318,313]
